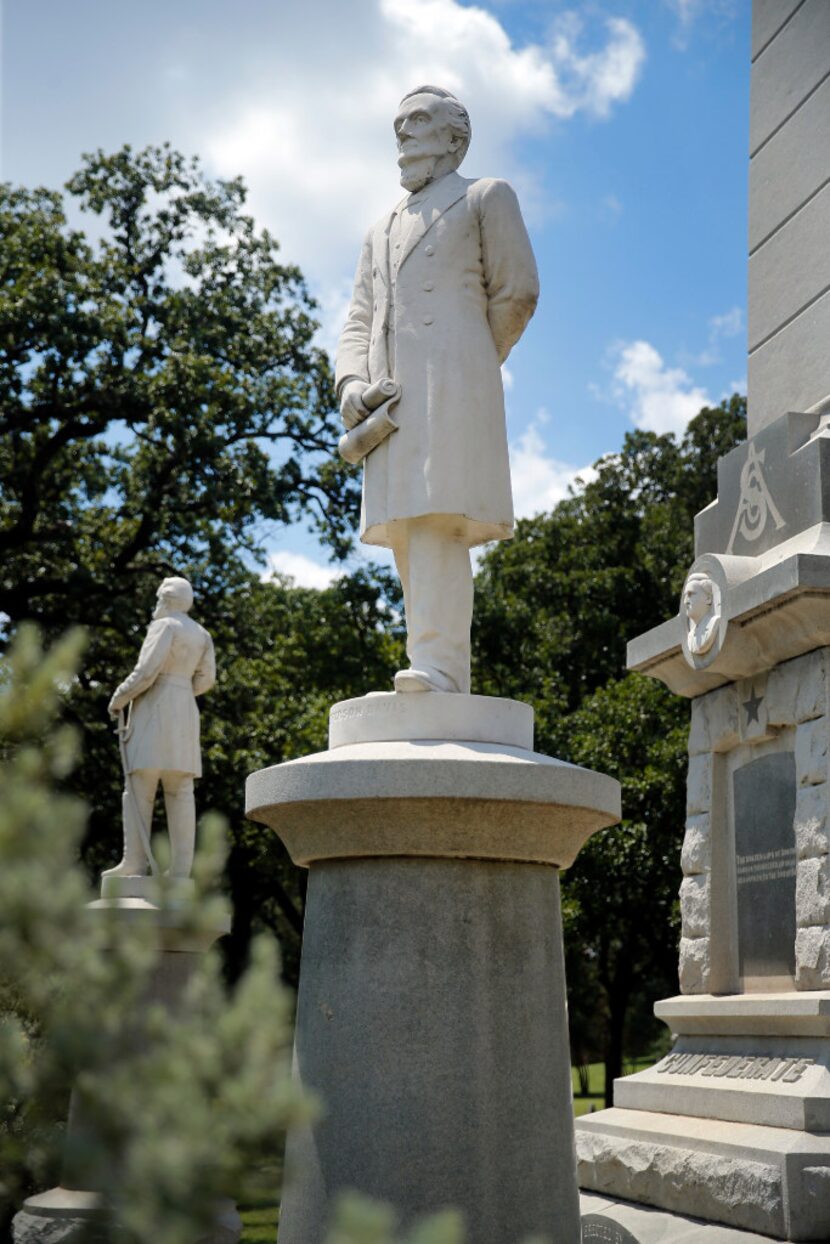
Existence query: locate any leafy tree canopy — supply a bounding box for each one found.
[0,143,358,640]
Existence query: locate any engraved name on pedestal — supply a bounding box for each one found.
[733,750,797,987]
[656,1052,813,1081]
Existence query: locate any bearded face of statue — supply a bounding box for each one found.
[394,93,462,193]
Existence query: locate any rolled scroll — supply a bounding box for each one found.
[338,378,402,465]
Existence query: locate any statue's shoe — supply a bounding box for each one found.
[100,860,149,880]
[394,667,457,693]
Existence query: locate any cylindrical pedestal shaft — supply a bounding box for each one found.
[279,856,579,1244]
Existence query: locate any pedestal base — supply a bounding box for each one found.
[12,1190,241,1244]
[581,1193,787,1243]
[13,901,236,1244]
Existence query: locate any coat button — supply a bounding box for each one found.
[424,244,435,256]
[422,314,434,326]
[422,280,434,292]
[373,267,378,276]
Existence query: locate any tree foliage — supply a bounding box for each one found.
[0,147,404,982]
[0,142,357,637]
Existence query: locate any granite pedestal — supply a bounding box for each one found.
[12,899,236,1244]
[246,693,621,1244]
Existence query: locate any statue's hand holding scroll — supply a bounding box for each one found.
[340,380,370,431]
[338,378,402,465]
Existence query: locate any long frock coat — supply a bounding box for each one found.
[110,612,215,776]
[335,169,539,549]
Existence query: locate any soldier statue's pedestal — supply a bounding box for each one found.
[12,898,237,1244]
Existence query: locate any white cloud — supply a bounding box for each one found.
[664,0,740,49]
[689,305,745,366]
[548,13,645,120]
[501,364,514,391]
[600,192,624,221]
[611,340,711,434]
[509,416,595,518]
[264,551,342,590]
[202,1,645,293]
[709,306,743,339]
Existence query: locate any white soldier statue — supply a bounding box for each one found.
[103,576,215,883]
[336,84,539,694]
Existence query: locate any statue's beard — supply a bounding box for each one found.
[398,152,438,193]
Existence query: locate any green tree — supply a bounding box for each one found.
[0,147,404,980]
[472,396,746,1100]
[0,143,356,638]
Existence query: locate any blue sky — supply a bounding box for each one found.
[1,0,751,586]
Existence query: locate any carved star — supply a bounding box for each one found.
[743,687,764,725]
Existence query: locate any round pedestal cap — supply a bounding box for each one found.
[329,692,534,750]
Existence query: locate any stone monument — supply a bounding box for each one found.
[103,574,216,896]
[246,86,621,1243]
[577,4,830,1240]
[13,578,234,1244]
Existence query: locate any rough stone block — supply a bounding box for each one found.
[680,814,710,876]
[688,687,738,756]
[680,875,710,939]
[799,1166,830,1240]
[576,1131,783,1238]
[795,717,828,786]
[679,937,710,995]
[795,926,830,989]
[796,856,830,928]
[686,753,712,816]
[795,783,830,859]
[766,649,825,727]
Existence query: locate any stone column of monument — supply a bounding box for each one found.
[246,86,621,1244]
[13,580,237,1244]
[578,5,830,1242]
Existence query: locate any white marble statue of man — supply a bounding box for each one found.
[336,85,539,693]
[103,576,215,881]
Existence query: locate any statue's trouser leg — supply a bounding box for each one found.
[113,768,159,873]
[391,516,473,692]
[161,771,196,877]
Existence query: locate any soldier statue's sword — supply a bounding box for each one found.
[115,706,160,876]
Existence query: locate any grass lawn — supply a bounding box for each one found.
[238,1160,282,1244]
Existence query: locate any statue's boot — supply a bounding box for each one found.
[394,666,459,693]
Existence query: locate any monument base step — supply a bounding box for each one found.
[576,1107,830,1240]
[581,1192,794,1243]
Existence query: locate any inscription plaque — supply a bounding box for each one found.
[582,1216,639,1243]
[733,752,797,985]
